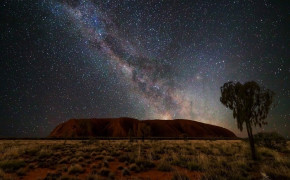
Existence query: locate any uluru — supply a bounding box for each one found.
[49,117,236,138]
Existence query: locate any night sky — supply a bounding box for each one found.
[0,0,289,138]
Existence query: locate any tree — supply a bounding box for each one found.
[137,123,151,142]
[220,81,274,160]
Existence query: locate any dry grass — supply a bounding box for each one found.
[0,140,289,179]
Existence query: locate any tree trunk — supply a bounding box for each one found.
[246,122,257,160]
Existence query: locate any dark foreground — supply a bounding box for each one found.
[0,140,289,180]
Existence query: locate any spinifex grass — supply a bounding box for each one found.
[0,139,288,179]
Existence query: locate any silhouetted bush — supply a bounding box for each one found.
[68,164,84,174]
[129,163,140,172]
[122,168,130,176]
[254,132,286,150]
[172,172,190,180]
[99,168,110,177]
[136,159,155,170]
[157,161,172,172]
[0,160,25,172]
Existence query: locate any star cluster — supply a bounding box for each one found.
[0,0,289,137]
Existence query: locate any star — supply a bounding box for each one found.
[0,0,289,137]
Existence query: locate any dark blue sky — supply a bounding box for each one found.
[0,0,289,137]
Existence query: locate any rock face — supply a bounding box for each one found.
[49,117,236,138]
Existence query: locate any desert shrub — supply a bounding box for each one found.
[0,159,25,172]
[96,163,102,169]
[263,166,290,180]
[91,164,97,169]
[151,152,161,160]
[186,148,198,156]
[28,163,35,169]
[81,162,87,167]
[210,148,220,155]
[108,172,115,180]
[59,157,69,164]
[187,162,202,171]
[136,159,155,170]
[86,174,98,180]
[258,147,275,158]
[202,167,249,180]
[199,146,213,154]
[95,155,104,160]
[105,156,114,162]
[51,144,63,151]
[83,153,90,159]
[24,147,40,156]
[16,167,27,176]
[172,172,190,180]
[78,156,84,162]
[122,168,130,176]
[38,148,53,159]
[154,147,166,154]
[103,159,109,168]
[38,158,56,169]
[1,146,25,159]
[165,156,174,162]
[91,168,97,175]
[118,153,136,163]
[117,165,123,170]
[75,151,85,158]
[129,163,140,172]
[172,156,191,168]
[254,132,286,150]
[90,152,97,157]
[62,166,68,172]
[68,164,84,174]
[157,161,172,172]
[118,154,130,162]
[99,168,110,176]
[216,144,236,156]
[44,172,62,180]
[54,152,63,158]
[111,150,120,157]
[101,150,108,156]
[172,156,202,171]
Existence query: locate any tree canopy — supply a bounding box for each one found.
[220,81,274,131]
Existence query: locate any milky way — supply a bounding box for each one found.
[0,0,289,137]
[51,1,196,120]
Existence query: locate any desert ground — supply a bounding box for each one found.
[0,139,289,180]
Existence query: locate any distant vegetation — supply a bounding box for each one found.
[254,132,287,151]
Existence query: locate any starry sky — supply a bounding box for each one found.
[0,0,289,138]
